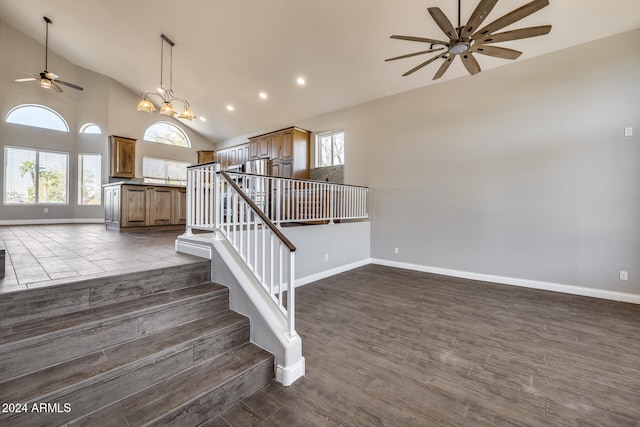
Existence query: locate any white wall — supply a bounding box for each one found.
[300,29,640,296]
[0,19,217,223]
[281,221,371,286]
[219,29,640,297]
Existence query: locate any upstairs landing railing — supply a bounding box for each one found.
[226,172,368,226]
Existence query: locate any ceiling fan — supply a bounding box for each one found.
[386,0,551,79]
[15,16,83,92]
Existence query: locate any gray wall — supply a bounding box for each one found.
[0,19,216,223]
[286,29,638,296]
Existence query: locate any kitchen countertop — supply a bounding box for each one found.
[103,181,186,188]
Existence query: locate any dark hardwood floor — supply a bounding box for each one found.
[213,264,640,426]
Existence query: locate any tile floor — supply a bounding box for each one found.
[0,224,203,294]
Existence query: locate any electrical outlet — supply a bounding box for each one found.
[324,254,329,261]
[394,247,399,255]
[43,208,49,214]
[620,271,629,281]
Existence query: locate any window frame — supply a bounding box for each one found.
[79,123,102,134]
[315,130,345,167]
[142,156,191,185]
[5,104,69,132]
[143,121,191,148]
[77,153,102,206]
[4,145,70,205]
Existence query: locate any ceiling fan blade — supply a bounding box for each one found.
[460,52,481,75]
[474,25,552,45]
[385,47,445,62]
[51,81,64,93]
[427,7,458,40]
[470,45,522,60]
[44,71,59,80]
[472,0,549,40]
[56,79,84,91]
[15,77,37,82]
[402,53,447,77]
[461,0,499,39]
[433,55,455,80]
[390,35,449,46]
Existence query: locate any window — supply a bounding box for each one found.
[143,121,190,147]
[316,130,344,167]
[4,146,69,204]
[5,104,69,132]
[78,154,102,205]
[142,157,190,185]
[79,123,102,134]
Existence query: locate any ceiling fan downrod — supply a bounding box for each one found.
[43,16,52,72]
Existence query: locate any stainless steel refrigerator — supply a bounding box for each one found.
[245,158,271,176]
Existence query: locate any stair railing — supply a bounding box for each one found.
[185,164,296,335]
[225,172,368,227]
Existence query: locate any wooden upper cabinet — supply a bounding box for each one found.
[109,135,136,178]
[213,143,249,170]
[248,127,309,179]
[270,133,283,159]
[197,150,215,164]
[281,130,294,159]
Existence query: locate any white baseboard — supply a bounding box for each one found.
[276,356,306,387]
[0,218,103,225]
[295,258,372,287]
[175,238,213,259]
[371,258,640,305]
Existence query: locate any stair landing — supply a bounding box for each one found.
[0,224,201,293]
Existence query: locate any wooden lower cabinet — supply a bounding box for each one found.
[104,183,187,232]
[173,187,187,225]
[121,186,148,227]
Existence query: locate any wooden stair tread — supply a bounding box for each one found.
[67,342,273,427]
[0,309,249,404]
[0,282,225,346]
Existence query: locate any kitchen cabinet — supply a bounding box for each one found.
[109,135,136,178]
[248,127,310,179]
[197,150,215,164]
[146,187,174,225]
[104,183,187,232]
[214,143,249,170]
[249,137,270,159]
[104,185,121,224]
[271,161,292,179]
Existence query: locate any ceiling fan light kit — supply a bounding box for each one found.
[14,16,84,93]
[387,0,552,79]
[136,34,196,121]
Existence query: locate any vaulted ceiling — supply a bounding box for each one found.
[1,0,639,142]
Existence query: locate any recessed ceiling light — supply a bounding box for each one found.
[226,105,234,111]
[199,116,206,122]
[296,77,305,86]
[259,92,268,100]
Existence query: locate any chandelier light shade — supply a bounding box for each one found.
[136,34,196,121]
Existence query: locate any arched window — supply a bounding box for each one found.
[5,104,69,132]
[79,123,102,134]
[143,121,190,147]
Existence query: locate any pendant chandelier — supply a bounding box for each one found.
[136,34,196,121]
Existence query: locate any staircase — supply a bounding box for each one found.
[0,261,274,427]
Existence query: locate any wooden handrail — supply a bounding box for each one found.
[226,171,369,188]
[220,171,296,252]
